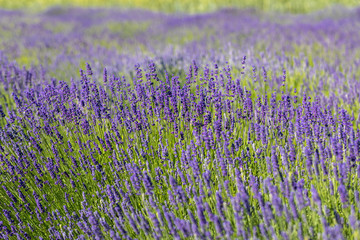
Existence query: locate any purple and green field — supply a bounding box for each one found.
[1,2,360,239]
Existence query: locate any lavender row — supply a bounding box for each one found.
[0,56,359,239]
[1,7,360,114]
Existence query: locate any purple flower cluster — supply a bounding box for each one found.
[0,6,360,240]
[0,56,358,239]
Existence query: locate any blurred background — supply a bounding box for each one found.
[0,0,359,13]
[1,0,360,115]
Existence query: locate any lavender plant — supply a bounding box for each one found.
[0,6,360,240]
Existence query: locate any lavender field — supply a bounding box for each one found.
[1,5,360,240]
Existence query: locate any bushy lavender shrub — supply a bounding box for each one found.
[0,6,360,240]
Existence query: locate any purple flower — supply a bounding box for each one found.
[86,63,93,76]
[103,68,107,83]
[338,184,348,204]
